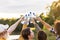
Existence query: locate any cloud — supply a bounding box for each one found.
[0,0,57,13]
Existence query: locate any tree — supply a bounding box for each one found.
[49,0,60,19]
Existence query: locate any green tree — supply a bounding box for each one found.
[49,0,60,19]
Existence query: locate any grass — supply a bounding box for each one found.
[44,30,56,40]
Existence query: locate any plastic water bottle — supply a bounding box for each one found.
[29,12,33,23]
[29,12,32,18]
[33,13,36,16]
[29,12,36,18]
[30,12,31,14]
[21,14,28,24]
[33,13,36,18]
[24,14,27,19]
[27,14,30,21]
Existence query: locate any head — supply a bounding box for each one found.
[54,20,60,35]
[0,24,9,37]
[22,27,34,40]
[0,30,7,37]
[38,31,47,40]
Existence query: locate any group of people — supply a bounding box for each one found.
[0,16,60,40]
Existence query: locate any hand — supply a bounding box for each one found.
[31,18,36,24]
[19,16,24,21]
[36,17,42,22]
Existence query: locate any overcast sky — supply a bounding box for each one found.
[0,0,58,18]
[0,0,57,13]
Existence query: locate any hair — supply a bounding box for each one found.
[54,20,60,35]
[38,31,47,40]
[0,30,7,37]
[21,27,31,40]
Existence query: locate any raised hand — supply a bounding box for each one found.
[19,16,24,22]
[31,18,36,24]
[35,17,42,22]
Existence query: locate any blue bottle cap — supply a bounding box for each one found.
[25,14,27,16]
[33,13,36,16]
[30,12,32,14]
[28,14,30,16]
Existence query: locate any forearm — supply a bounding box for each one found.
[22,24,27,30]
[34,23,41,31]
[39,19,52,31]
[7,19,21,34]
[22,21,28,30]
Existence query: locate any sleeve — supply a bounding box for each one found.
[33,23,42,40]
[22,24,27,30]
[19,35,24,40]
[34,23,41,32]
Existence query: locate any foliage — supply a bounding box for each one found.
[49,0,60,19]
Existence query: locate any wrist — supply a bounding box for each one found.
[39,19,43,22]
[19,19,22,22]
[33,22,36,24]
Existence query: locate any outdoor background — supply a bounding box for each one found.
[0,0,60,40]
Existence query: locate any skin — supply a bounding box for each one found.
[0,16,24,39]
[28,30,34,40]
[36,17,52,31]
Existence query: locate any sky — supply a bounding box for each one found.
[0,0,58,18]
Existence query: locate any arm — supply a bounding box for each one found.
[36,17,52,31]
[22,21,28,30]
[32,19,41,31]
[7,17,23,34]
[19,19,28,40]
[21,18,29,30]
[32,18,41,40]
[34,23,41,31]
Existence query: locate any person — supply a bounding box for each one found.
[21,27,34,40]
[31,18,47,40]
[38,31,47,40]
[0,16,23,40]
[19,19,28,40]
[36,17,60,40]
[19,18,34,40]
